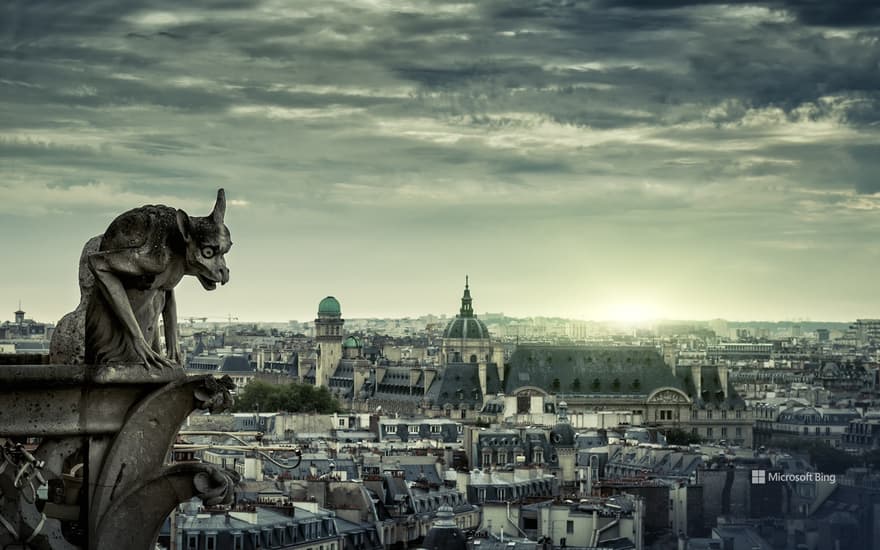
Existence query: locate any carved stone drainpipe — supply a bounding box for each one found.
[0,363,237,550]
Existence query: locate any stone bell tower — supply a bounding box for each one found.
[315,296,344,388]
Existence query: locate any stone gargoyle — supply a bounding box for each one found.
[66,188,233,370]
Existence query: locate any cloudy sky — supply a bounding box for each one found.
[2,0,880,323]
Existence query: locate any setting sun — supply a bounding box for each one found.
[603,302,660,324]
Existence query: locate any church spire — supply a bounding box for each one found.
[459,275,474,317]
[14,301,25,325]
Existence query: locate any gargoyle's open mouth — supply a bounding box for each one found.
[198,274,220,291]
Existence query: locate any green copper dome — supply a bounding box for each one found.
[318,296,341,317]
[343,336,361,349]
[443,317,490,339]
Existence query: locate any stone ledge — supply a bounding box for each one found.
[0,364,189,437]
[0,363,185,387]
[0,353,51,365]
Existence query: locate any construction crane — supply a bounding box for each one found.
[181,315,239,324]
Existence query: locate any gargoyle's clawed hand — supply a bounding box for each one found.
[133,339,178,370]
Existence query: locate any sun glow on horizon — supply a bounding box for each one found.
[601,302,661,324]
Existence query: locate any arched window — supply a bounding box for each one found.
[517,392,530,414]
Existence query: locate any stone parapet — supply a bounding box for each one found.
[0,366,237,550]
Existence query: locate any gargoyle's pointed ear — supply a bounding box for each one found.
[177,209,192,243]
[211,188,226,224]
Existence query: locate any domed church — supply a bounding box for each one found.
[440,276,494,365]
[309,279,506,417]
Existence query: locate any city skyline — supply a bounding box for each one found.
[1,290,866,326]
[3,1,880,323]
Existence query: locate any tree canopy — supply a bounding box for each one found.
[663,428,702,445]
[862,449,880,470]
[232,380,343,414]
[770,437,859,475]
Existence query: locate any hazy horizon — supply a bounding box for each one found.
[3,1,880,324]
[2,293,863,327]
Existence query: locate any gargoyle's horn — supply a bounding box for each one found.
[212,188,226,223]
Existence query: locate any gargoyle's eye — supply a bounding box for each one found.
[202,247,215,258]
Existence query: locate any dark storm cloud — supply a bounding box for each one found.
[600,0,880,27]
[392,62,544,88]
[687,34,880,108]
[0,138,206,181]
[474,0,880,123]
[790,1,880,27]
[5,0,873,132]
[0,71,233,113]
